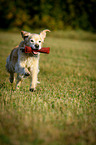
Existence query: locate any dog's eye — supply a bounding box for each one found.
[31,40,34,42]
[39,41,41,43]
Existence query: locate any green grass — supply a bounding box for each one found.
[0,30,96,145]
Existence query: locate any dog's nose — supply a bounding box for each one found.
[35,44,39,49]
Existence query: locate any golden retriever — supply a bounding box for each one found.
[6,29,50,92]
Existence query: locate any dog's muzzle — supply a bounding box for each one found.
[31,45,39,55]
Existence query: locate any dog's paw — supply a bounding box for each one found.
[16,85,20,90]
[30,88,36,92]
[25,72,30,76]
[9,77,14,83]
[37,81,40,84]
[10,79,13,83]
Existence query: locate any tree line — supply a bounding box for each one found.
[0,0,96,32]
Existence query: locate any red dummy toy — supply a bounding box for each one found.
[24,46,50,54]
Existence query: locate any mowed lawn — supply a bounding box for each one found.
[0,30,96,145]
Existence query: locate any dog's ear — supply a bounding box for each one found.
[40,29,51,41]
[21,31,30,40]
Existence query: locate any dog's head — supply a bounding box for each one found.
[21,29,50,55]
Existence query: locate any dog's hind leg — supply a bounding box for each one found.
[9,73,14,83]
[16,73,22,89]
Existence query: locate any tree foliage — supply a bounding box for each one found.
[0,0,96,31]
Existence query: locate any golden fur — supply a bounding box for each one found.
[6,30,50,92]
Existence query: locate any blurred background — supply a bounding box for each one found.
[0,0,96,32]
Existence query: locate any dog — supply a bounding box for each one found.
[6,29,50,92]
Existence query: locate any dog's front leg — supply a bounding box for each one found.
[30,61,38,92]
[30,69,38,92]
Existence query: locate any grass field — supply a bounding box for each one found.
[0,30,96,145]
